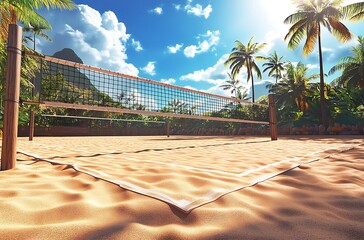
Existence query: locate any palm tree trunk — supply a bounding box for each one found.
[29,33,36,141]
[247,61,255,103]
[33,33,36,51]
[318,31,329,128]
[251,72,255,103]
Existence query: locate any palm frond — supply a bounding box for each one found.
[251,62,262,79]
[342,2,364,21]
[286,27,306,50]
[284,11,310,24]
[302,21,319,55]
[327,17,352,42]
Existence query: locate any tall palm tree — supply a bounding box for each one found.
[24,21,51,51]
[329,36,364,89]
[220,73,244,98]
[262,51,285,83]
[284,0,352,127]
[224,36,266,102]
[0,0,74,41]
[269,62,319,113]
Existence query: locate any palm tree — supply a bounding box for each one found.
[262,51,285,83]
[168,99,187,114]
[235,88,251,101]
[24,21,51,51]
[284,0,352,127]
[0,0,74,41]
[269,62,319,113]
[224,36,267,102]
[329,36,364,89]
[220,73,244,98]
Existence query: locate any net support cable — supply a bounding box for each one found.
[41,114,166,124]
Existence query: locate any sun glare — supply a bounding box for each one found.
[255,0,298,42]
[259,0,296,27]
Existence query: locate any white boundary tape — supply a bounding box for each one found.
[17,143,362,213]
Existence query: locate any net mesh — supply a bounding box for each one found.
[26,54,269,125]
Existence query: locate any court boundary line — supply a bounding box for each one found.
[21,141,358,177]
[16,143,361,213]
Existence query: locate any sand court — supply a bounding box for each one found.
[15,136,363,212]
[1,135,364,239]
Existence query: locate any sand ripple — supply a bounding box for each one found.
[14,136,362,212]
[0,136,363,239]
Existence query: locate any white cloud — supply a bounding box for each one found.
[184,2,212,19]
[174,4,181,10]
[307,64,319,69]
[204,83,231,97]
[180,54,252,97]
[183,30,220,58]
[152,7,163,15]
[255,79,274,86]
[180,54,231,84]
[131,38,143,52]
[262,31,284,55]
[184,45,198,58]
[167,43,183,54]
[128,89,158,110]
[38,4,138,76]
[183,85,197,91]
[321,47,336,61]
[141,61,156,76]
[161,78,176,85]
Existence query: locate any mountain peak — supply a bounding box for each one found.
[52,48,83,64]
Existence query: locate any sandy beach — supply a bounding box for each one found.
[0,135,363,239]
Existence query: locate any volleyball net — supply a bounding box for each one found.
[23,52,277,138]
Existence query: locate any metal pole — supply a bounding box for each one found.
[268,94,278,141]
[1,24,22,170]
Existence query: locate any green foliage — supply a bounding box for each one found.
[329,36,364,89]
[268,62,318,114]
[327,86,364,125]
[271,80,364,127]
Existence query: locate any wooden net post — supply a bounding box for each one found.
[29,111,35,141]
[1,24,22,170]
[268,94,278,141]
[29,64,36,141]
[166,118,170,137]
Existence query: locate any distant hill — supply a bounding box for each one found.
[254,80,273,100]
[50,48,96,91]
[52,48,84,64]
[35,48,112,106]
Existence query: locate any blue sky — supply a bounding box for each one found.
[35,0,364,99]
